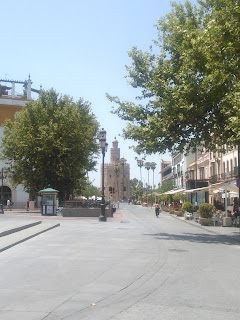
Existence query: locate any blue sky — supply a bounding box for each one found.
[1,0,197,187]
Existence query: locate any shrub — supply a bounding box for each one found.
[199,203,213,218]
[182,202,193,213]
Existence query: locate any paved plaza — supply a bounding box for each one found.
[0,204,240,319]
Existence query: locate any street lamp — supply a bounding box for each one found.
[0,168,7,214]
[99,128,108,222]
[120,158,127,200]
[136,159,144,183]
[136,159,144,202]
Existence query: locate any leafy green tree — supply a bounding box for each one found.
[130,178,143,200]
[81,184,101,199]
[1,90,99,202]
[173,192,187,203]
[108,0,240,154]
[158,180,174,193]
[159,193,170,203]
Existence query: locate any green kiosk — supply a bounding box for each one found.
[39,187,59,216]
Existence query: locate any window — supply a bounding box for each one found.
[210,163,215,176]
[199,167,204,179]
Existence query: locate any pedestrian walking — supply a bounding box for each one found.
[6,199,11,211]
[155,202,160,217]
[26,199,30,211]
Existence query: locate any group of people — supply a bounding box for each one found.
[6,199,30,211]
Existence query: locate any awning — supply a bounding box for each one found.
[163,181,239,196]
[185,181,239,195]
[222,192,239,199]
[164,188,185,195]
[152,192,162,196]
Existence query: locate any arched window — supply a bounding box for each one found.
[0,186,12,205]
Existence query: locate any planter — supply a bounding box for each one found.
[222,217,232,227]
[175,210,183,217]
[199,217,212,226]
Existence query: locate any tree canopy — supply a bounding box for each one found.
[108,0,240,155]
[1,90,99,201]
[130,178,143,200]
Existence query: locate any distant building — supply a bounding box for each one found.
[103,138,130,202]
[160,159,172,185]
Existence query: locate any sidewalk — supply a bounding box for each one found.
[166,211,240,240]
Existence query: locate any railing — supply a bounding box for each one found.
[64,200,111,208]
[209,167,238,183]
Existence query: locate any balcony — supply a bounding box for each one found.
[185,171,195,181]
[209,167,238,183]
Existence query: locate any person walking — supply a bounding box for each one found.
[6,199,11,211]
[155,202,160,218]
[26,199,30,211]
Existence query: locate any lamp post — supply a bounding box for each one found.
[120,158,127,201]
[136,159,144,183]
[0,168,7,214]
[150,162,156,205]
[99,128,108,222]
[137,159,144,202]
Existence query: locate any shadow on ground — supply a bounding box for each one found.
[144,232,240,246]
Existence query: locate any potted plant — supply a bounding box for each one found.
[199,203,213,225]
[182,202,193,219]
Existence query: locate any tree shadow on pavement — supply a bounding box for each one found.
[144,232,240,246]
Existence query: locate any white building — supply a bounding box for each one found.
[0,77,40,208]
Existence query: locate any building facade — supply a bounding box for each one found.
[160,159,172,185]
[0,77,40,208]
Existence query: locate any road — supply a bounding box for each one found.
[0,204,240,319]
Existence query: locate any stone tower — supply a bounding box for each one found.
[104,138,130,202]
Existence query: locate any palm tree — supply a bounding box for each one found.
[144,162,151,187]
[150,162,157,189]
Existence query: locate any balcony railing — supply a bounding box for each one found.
[209,167,238,183]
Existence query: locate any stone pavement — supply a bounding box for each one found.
[1,205,240,319]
